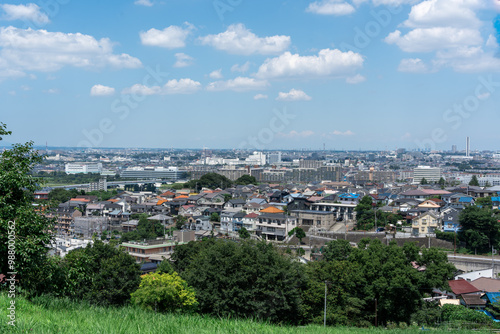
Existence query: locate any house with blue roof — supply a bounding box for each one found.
[458,196,475,206]
[338,193,360,205]
[442,208,461,233]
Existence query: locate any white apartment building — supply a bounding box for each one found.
[65,163,103,174]
[413,166,441,184]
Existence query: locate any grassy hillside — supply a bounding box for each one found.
[0,294,491,334]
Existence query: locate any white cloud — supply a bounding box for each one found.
[276,89,311,101]
[90,84,115,96]
[253,94,268,100]
[385,28,482,53]
[477,92,490,100]
[43,88,59,94]
[207,77,269,92]
[352,0,418,6]
[277,130,315,138]
[0,26,141,78]
[173,53,193,68]
[398,58,429,73]
[140,23,194,49]
[403,0,482,29]
[306,0,355,16]
[331,130,354,136]
[346,74,366,84]
[163,78,201,94]
[134,0,153,6]
[209,69,223,79]
[1,3,49,25]
[122,78,201,95]
[231,61,251,73]
[386,0,500,73]
[256,48,363,80]
[200,24,290,55]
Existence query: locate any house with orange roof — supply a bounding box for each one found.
[260,206,284,214]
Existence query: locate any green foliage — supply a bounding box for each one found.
[458,205,500,253]
[185,173,232,191]
[410,301,442,326]
[355,196,375,230]
[310,239,456,326]
[175,215,187,230]
[322,239,352,262]
[420,177,428,185]
[441,304,493,325]
[86,189,118,201]
[48,188,81,206]
[62,240,141,306]
[235,174,257,185]
[469,175,480,186]
[476,196,493,208]
[289,227,306,244]
[121,213,164,242]
[174,239,307,324]
[0,125,55,294]
[435,230,456,243]
[156,260,175,274]
[210,212,220,222]
[238,226,250,239]
[131,272,198,313]
[438,177,446,186]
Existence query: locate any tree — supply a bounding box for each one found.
[175,215,187,230]
[476,196,493,209]
[62,240,141,306]
[174,239,307,324]
[235,175,257,185]
[0,123,55,294]
[238,226,250,239]
[420,177,428,185]
[438,177,446,186]
[311,238,455,326]
[210,212,220,222]
[469,175,480,186]
[355,196,375,230]
[289,227,306,244]
[458,206,500,254]
[131,272,198,313]
[185,173,232,191]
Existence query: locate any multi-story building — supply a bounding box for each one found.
[413,166,441,184]
[121,239,187,263]
[255,213,296,241]
[120,166,186,180]
[411,211,441,236]
[65,162,102,174]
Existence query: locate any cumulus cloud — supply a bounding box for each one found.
[386,0,500,72]
[231,61,251,73]
[43,88,59,94]
[140,23,194,49]
[306,0,355,16]
[200,24,290,55]
[276,89,311,101]
[0,26,141,78]
[209,69,223,79]
[398,58,429,73]
[134,0,153,6]
[173,53,193,68]
[256,48,363,80]
[253,94,268,100]
[385,28,482,53]
[207,77,269,92]
[90,84,115,96]
[122,78,201,95]
[403,0,482,29]
[1,3,49,25]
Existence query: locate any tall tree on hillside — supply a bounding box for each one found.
[0,123,55,294]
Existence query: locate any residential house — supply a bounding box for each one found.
[412,210,441,236]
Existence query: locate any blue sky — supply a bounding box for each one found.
[1,0,500,151]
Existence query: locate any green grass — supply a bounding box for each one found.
[0,294,492,334]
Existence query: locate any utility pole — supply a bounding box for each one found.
[375,298,378,327]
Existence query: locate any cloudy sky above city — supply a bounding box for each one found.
[1,0,500,151]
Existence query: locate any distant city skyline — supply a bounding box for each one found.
[1,1,500,151]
